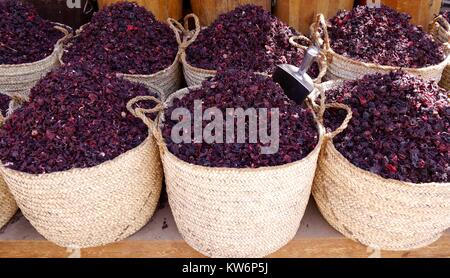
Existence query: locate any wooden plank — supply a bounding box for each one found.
[274,0,354,34]
[97,0,183,21]
[360,0,443,31]
[191,0,272,26]
[1,235,449,258]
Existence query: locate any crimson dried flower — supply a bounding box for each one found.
[328,5,445,68]
[0,0,64,64]
[162,70,319,168]
[0,63,159,174]
[0,94,10,117]
[62,2,178,75]
[186,5,319,77]
[324,71,449,183]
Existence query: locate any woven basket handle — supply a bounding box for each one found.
[311,14,331,51]
[11,95,27,105]
[0,95,27,125]
[289,35,328,83]
[127,96,168,155]
[168,14,201,50]
[127,96,164,132]
[53,22,73,37]
[430,15,450,37]
[181,14,201,50]
[53,22,73,46]
[53,23,74,61]
[167,17,185,46]
[320,102,353,140]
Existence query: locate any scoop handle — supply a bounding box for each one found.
[298,46,320,75]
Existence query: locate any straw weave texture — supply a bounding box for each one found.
[0,96,28,229]
[430,15,450,90]
[153,87,324,258]
[0,86,165,247]
[313,81,450,251]
[312,14,450,83]
[174,15,327,87]
[0,135,163,248]
[0,178,17,229]
[59,23,182,100]
[0,24,71,98]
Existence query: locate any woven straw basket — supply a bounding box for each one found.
[127,86,352,258]
[0,177,16,229]
[311,14,450,83]
[430,15,450,90]
[59,21,184,100]
[312,80,450,251]
[0,23,72,98]
[0,89,164,248]
[0,95,29,229]
[173,14,328,87]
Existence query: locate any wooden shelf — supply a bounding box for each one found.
[0,199,449,258]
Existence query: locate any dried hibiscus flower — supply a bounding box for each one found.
[162,70,319,168]
[62,2,178,75]
[0,0,64,64]
[0,63,159,174]
[324,71,449,183]
[328,5,445,68]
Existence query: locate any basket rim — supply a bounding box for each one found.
[318,80,450,189]
[180,51,219,75]
[433,15,450,35]
[158,86,325,173]
[326,43,450,73]
[0,133,155,179]
[180,48,324,82]
[0,23,71,69]
[59,23,180,79]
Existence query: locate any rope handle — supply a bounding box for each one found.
[311,85,352,139]
[167,14,201,50]
[311,13,331,51]
[320,102,353,140]
[167,18,185,46]
[127,96,164,131]
[11,95,28,105]
[289,35,328,82]
[53,23,74,55]
[289,35,312,49]
[53,22,73,37]
[127,96,168,155]
[306,86,326,128]
[430,15,450,36]
[0,94,28,126]
[76,23,89,36]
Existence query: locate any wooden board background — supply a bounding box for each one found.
[1,200,449,258]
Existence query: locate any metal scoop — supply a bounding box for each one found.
[273,46,320,104]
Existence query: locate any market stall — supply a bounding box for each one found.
[0,0,449,259]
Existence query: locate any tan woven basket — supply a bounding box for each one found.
[59,21,183,100]
[312,80,450,251]
[127,86,352,258]
[0,95,28,229]
[173,14,328,87]
[0,177,16,229]
[311,14,450,83]
[0,23,72,98]
[0,90,164,248]
[430,15,450,90]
